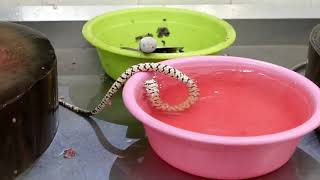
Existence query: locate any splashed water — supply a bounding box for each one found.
[138,65,312,136]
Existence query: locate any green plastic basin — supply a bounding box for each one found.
[82,7,236,79]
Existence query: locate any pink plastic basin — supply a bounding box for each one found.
[122,56,320,179]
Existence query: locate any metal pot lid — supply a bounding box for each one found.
[0,22,56,109]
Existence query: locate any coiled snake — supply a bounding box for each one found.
[59,62,200,116]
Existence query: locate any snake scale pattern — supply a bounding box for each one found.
[59,62,200,116]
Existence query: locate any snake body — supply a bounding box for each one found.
[59,62,199,116]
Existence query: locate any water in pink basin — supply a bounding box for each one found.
[137,65,313,136]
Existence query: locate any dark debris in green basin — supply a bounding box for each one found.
[135,33,154,41]
[157,27,170,38]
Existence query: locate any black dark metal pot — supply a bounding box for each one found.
[305,24,320,133]
[0,22,58,179]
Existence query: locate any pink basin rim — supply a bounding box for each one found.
[123,56,320,145]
